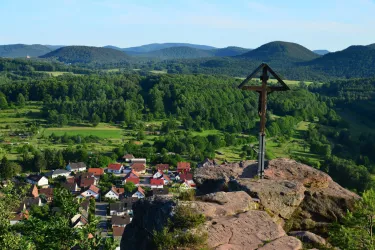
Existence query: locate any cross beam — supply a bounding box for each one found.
[238,63,289,178]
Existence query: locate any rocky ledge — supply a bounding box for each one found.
[121,158,359,250]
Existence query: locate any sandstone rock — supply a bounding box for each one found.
[288,231,326,246]
[190,191,258,218]
[194,160,256,194]
[236,179,306,219]
[206,210,286,250]
[257,236,302,250]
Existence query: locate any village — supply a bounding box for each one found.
[6,154,205,242]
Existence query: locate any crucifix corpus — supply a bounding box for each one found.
[238,63,290,179]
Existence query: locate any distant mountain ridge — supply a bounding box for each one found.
[137,46,214,59]
[40,46,129,64]
[238,41,319,64]
[123,43,217,53]
[0,44,52,58]
[213,46,252,57]
[313,50,330,55]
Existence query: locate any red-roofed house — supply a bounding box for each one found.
[162,174,171,185]
[131,163,146,174]
[88,168,104,177]
[150,178,164,189]
[105,186,125,200]
[178,173,193,182]
[80,185,100,200]
[132,186,145,199]
[107,163,123,174]
[124,170,140,185]
[122,154,134,162]
[177,162,191,173]
[156,164,169,172]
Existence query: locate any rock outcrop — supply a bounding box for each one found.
[122,158,359,250]
[195,158,360,230]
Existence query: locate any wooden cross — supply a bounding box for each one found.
[238,63,290,178]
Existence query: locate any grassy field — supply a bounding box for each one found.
[36,71,81,76]
[43,123,124,139]
[150,70,167,74]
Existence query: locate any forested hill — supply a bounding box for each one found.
[304,44,375,78]
[213,46,251,57]
[238,41,320,64]
[138,46,215,59]
[123,43,216,53]
[0,44,52,58]
[40,46,130,64]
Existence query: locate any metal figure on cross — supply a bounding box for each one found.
[238,63,290,178]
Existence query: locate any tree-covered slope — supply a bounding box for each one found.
[138,46,215,59]
[123,43,216,53]
[40,46,129,64]
[0,44,52,58]
[305,45,375,78]
[213,46,251,57]
[239,41,319,64]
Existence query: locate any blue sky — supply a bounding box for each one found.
[1,0,374,51]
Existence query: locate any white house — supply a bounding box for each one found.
[46,169,71,179]
[71,214,88,228]
[132,186,145,199]
[66,162,87,172]
[107,163,123,174]
[153,170,163,179]
[104,186,125,200]
[80,185,100,200]
[26,175,49,187]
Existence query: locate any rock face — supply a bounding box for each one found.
[288,231,327,246]
[257,236,302,250]
[206,210,287,250]
[195,158,360,230]
[190,191,258,218]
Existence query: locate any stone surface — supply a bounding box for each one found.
[257,236,302,250]
[193,160,257,194]
[206,210,286,250]
[288,231,327,246]
[190,191,258,218]
[236,179,306,219]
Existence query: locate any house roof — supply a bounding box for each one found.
[88,168,104,176]
[109,186,125,196]
[27,175,45,182]
[113,227,125,237]
[80,199,90,211]
[110,201,132,211]
[46,169,70,177]
[62,182,77,192]
[125,170,140,178]
[162,174,171,181]
[122,154,134,159]
[156,164,169,171]
[66,177,75,184]
[131,163,146,172]
[150,178,164,186]
[89,185,99,194]
[79,177,95,188]
[126,177,140,184]
[137,186,145,196]
[108,163,123,171]
[131,158,146,163]
[177,162,191,170]
[179,173,193,181]
[69,162,87,170]
[111,215,131,225]
[23,197,40,208]
[152,188,169,196]
[38,188,53,198]
[29,184,39,198]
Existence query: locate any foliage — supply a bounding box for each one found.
[329,189,375,249]
[124,182,137,193]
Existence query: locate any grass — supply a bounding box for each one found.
[149,70,167,74]
[43,123,124,139]
[36,71,81,76]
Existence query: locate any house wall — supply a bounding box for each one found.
[151,184,163,189]
[132,191,145,199]
[82,190,99,199]
[108,168,123,174]
[52,173,70,179]
[105,191,119,200]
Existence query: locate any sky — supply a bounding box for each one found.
[1,0,375,51]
